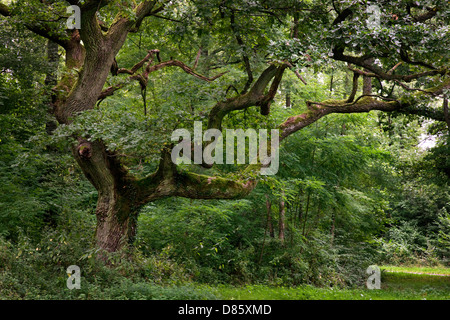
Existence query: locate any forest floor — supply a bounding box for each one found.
[210,266,450,300]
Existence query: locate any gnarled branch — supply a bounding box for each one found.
[98,50,227,101]
[207,64,283,131]
[133,150,257,205]
[280,77,450,140]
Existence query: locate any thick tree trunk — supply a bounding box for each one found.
[95,193,137,253]
[53,17,140,255]
[72,139,139,253]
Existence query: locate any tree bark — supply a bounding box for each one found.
[95,194,138,253]
[363,74,372,95]
[72,140,139,252]
[362,58,374,95]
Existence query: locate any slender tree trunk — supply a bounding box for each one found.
[363,58,374,95]
[45,40,59,87]
[259,194,273,263]
[329,72,334,96]
[296,189,303,228]
[363,75,372,95]
[45,40,59,135]
[266,195,274,238]
[279,191,285,242]
[343,71,349,99]
[443,97,450,130]
[286,91,291,108]
[302,191,311,237]
[330,210,336,245]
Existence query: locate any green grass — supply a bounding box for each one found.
[210,266,450,300]
[381,265,450,276]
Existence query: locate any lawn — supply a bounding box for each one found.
[211,266,450,300]
[381,265,450,276]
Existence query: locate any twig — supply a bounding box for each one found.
[284,61,307,85]
[395,80,440,95]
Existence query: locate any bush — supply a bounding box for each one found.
[0,208,216,300]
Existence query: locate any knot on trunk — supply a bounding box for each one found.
[77,141,92,160]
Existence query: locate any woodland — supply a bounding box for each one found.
[0,0,449,300]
